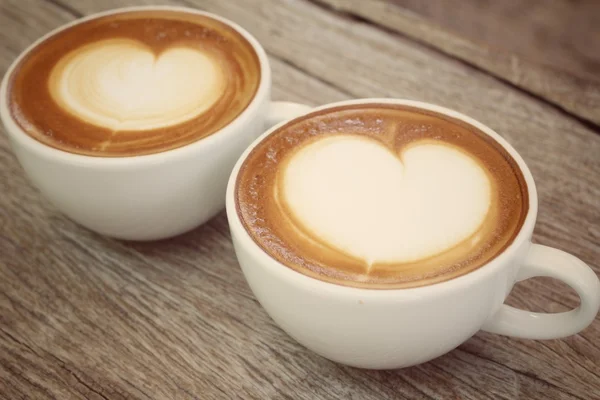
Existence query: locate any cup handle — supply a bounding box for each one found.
[482,244,600,339]
[265,101,313,129]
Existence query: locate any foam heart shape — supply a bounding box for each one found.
[49,38,224,131]
[281,135,492,266]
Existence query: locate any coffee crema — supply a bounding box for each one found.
[8,10,261,156]
[235,104,528,289]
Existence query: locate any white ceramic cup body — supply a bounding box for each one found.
[0,6,309,240]
[226,98,600,369]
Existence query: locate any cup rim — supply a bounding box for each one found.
[0,5,271,168]
[226,98,539,298]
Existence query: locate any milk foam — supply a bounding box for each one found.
[49,38,224,131]
[281,135,491,266]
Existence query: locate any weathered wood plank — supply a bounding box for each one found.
[388,0,600,82]
[1,0,598,399]
[311,0,600,126]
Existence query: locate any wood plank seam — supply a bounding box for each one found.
[44,0,82,18]
[458,347,588,400]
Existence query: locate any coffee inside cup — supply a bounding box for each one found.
[6,9,261,157]
[235,104,529,289]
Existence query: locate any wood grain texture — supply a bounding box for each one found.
[389,0,600,82]
[312,0,600,126]
[1,0,599,399]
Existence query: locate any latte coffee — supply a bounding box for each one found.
[235,104,529,289]
[7,10,260,156]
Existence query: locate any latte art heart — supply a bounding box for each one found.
[280,136,491,266]
[236,104,528,288]
[49,38,225,131]
[10,10,261,156]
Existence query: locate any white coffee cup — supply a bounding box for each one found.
[0,6,310,240]
[226,98,600,369]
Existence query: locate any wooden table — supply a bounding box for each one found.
[1,1,599,399]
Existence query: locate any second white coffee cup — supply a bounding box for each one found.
[226,98,600,369]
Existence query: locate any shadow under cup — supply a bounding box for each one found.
[226,99,600,369]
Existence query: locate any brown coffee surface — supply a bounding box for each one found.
[236,104,528,289]
[7,10,260,157]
